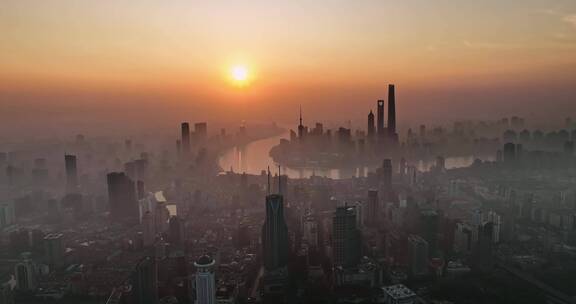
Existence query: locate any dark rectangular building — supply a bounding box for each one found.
[387,84,396,138]
[107,172,138,221]
[65,154,78,193]
[181,122,191,155]
[262,194,289,271]
[333,206,361,268]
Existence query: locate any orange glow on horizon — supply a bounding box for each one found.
[1,1,576,121]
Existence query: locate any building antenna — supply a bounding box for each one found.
[267,166,271,195]
[278,165,282,194]
[299,105,303,126]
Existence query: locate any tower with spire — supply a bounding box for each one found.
[367,110,375,137]
[298,105,306,139]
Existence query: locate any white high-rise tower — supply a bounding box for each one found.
[194,255,216,304]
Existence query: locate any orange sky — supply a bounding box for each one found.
[1,0,576,137]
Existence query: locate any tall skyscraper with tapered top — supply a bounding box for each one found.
[65,154,78,193]
[367,110,375,137]
[387,84,396,139]
[377,100,385,135]
[262,194,289,270]
[181,122,191,155]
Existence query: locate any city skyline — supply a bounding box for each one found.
[1,0,576,138]
[1,2,576,304]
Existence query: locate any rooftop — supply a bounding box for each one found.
[195,255,215,266]
[44,233,63,240]
[382,284,416,300]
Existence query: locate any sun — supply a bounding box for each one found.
[228,64,253,87]
[231,65,248,81]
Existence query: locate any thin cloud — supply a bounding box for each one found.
[426,45,438,52]
[462,40,522,50]
[564,14,576,29]
[536,8,561,15]
[534,9,576,31]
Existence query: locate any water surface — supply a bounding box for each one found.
[219,133,490,179]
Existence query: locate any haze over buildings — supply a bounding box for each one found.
[1,1,576,304]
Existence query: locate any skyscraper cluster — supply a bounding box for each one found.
[178,121,209,158]
[368,84,398,145]
[272,84,401,171]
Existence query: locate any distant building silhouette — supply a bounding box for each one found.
[168,216,183,245]
[474,222,494,271]
[503,142,516,163]
[107,172,138,221]
[377,100,385,135]
[195,122,208,142]
[272,174,288,199]
[387,84,397,142]
[367,110,375,137]
[181,122,191,155]
[64,154,78,193]
[419,124,426,140]
[141,211,155,247]
[136,180,145,200]
[0,281,13,304]
[314,122,324,135]
[15,253,36,291]
[125,161,136,180]
[407,234,429,277]
[435,156,446,172]
[564,141,574,156]
[382,159,393,189]
[419,210,440,258]
[134,158,147,181]
[298,107,305,139]
[124,139,132,152]
[366,190,379,227]
[44,233,64,270]
[0,202,15,228]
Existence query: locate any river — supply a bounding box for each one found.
[218,132,491,179]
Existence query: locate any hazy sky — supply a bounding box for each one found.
[1,0,575,137]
